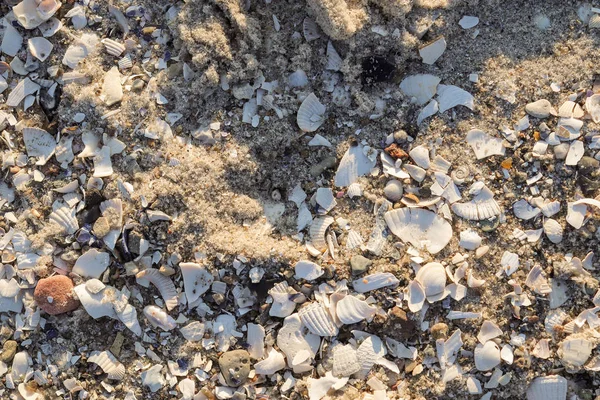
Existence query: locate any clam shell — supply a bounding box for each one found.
[525,99,556,118]
[309,216,334,251]
[143,305,176,331]
[297,93,326,132]
[559,337,593,367]
[345,229,363,249]
[474,341,501,371]
[332,344,360,377]
[543,218,563,244]
[415,262,446,299]
[334,144,377,187]
[466,129,505,160]
[22,127,56,165]
[353,272,399,293]
[526,375,567,400]
[298,302,338,337]
[118,54,133,70]
[255,349,286,375]
[49,205,79,234]
[336,295,376,324]
[383,180,403,202]
[399,74,440,105]
[326,41,342,71]
[180,262,213,304]
[356,335,386,378]
[477,320,502,344]
[452,186,501,221]
[590,13,600,28]
[269,281,296,318]
[27,37,53,61]
[565,140,584,166]
[438,84,474,113]
[102,38,126,57]
[513,199,541,220]
[73,248,110,279]
[384,208,452,254]
[88,351,125,380]
[136,268,178,311]
[558,100,584,118]
[419,36,446,65]
[407,280,425,312]
[303,17,321,41]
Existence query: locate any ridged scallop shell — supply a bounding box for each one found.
[384,208,452,254]
[180,262,213,304]
[303,17,321,41]
[49,205,79,234]
[297,93,326,132]
[336,295,376,324]
[299,302,338,337]
[326,41,342,71]
[399,74,440,105]
[7,77,40,107]
[466,129,505,160]
[559,338,593,367]
[309,216,334,251]
[545,308,567,333]
[346,183,362,199]
[501,251,519,276]
[332,344,360,377]
[474,341,501,371]
[101,38,125,56]
[28,37,53,61]
[513,199,541,220]
[136,269,178,311]
[452,186,501,221]
[543,218,563,244]
[415,262,446,298]
[345,229,363,250]
[118,54,133,70]
[88,351,125,380]
[23,127,56,165]
[335,145,377,187]
[356,335,386,378]
[116,303,142,336]
[526,375,567,400]
[269,281,296,318]
[353,272,399,293]
[143,305,176,331]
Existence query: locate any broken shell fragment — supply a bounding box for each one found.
[22,127,56,165]
[136,269,178,311]
[336,295,376,324]
[385,208,452,254]
[558,337,593,367]
[87,351,125,380]
[332,344,360,377]
[400,74,441,105]
[525,99,556,118]
[334,144,377,187]
[143,305,176,331]
[543,219,563,244]
[526,375,567,400]
[438,84,474,113]
[102,38,126,57]
[309,216,334,251]
[294,260,324,281]
[466,129,505,159]
[419,37,446,65]
[452,186,501,221]
[297,93,326,132]
[415,262,446,301]
[28,37,53,61]
[513,199,541,220]
[180,262,213,305]
[474,341,501,371]
[298,302,338,337]
[73,248,110,279]
[353,273,399,293]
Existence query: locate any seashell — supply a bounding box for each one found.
[417,99,439,125]
[345,229,363,250]
[525,265,551,294]
[326,41,342,71]
[532,339,551,359]
[18,383,43,400]
[288,70,308,87]
[466,129,505,159]
[558,338,593,367]
[438,329,463,368]
[298,302,338,337]
[419,36,446,65]
[1,24,22,57]
[407,280,425,312]
[117,54,133,70]
[501,251,519,276]
[277,314,319,373]
[65,4,87,29]
[590,13,600,28]
[294,260,324,281]
[49,205,78,234]
[415,262,447,301]
[383,180,403,202]
[303,17,321,41]
[459,16,479,29]
[336,295,376,324]
[101,39,125,57]
[477,320,502,344]
[543,218,563,244]
[73,248,110,279]
[38,17,62,37]
[501,344,514,364]
[526,375,567,400]
[269,281,297,318]
[565,140,584,166]
[556,117,583,139]
[558,100,584,118]
[545,308,568,333]
[297,202,313,232]
[474,341,501,371]
[88,351,125,380]
[22,127,56,165]
[513,199,541,220]
[63,33,99,69]
[452,186,501,221]
[179,262,213,305]
[384,208,452,254]
[409,145,430,169]
[346,183,362,199]
[585,94,600,123]
[74,284,117,319]
[308,134,332,147]
[17,252,40,269]
[356,335,386,378]
[27,37,53,61]
[399,74,441,105]
[288,183,307,207]
[246,323,265,359]
[459,229,482,250]
[315,187,336,212]
[93,146,114,178]
[307,372,349,400]
[332,344,360,377]
[309,216,334,251]
[381,152,410,180]
[297,93,326,132]
[102,67,123,106]
[143,305,176,331]
[255,348,286,375]
[115,303,142,336]
[180,321,206,342]
[438,84,474,113]
[136,269,178,311]
[353,272,399,293]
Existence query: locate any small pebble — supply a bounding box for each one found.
[475,245,490,259]
[132,79,145,92]
[384,180,404,202]
[218,350,251,387]
[0,340,17,362]
[34,276,80,315]
[350,255,372,275]
[554,143,569,160]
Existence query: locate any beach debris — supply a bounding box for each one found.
[33,275,79,315]
[459,16,479,29]
[400,74,441,105]
[526,375,567,400]
[334,144,377,187]
[385,208,452,254]
[452,184,501,221]
[297,93,326,132]
[438,85,474,113]
[136,269,178,311]
[87,351,125,380]
[420,37,446,64]
[466,129,505,159]
[180,262,213,304]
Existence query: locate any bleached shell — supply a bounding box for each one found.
[309,216,334,251]
[332,344,360,377]
[88,351,125,380]
[28,37,53,61]
[474,341,501,371]
[102,67,123,106]
[407,280,426,312]
[532,339,551,359]
[525,265,552,294]
[459,229,482,250]
[417,99,439,125]
[294,260,324,281]
[1,24,22,57]
[315,187,337,212]
[513,199,541,220]
[559,338,593,367]
[346,183,362,199]
[353,272,399,293]
[180,321,205,342]
[288,70,308,87]
[307,372,349,400]
[49,205,78,234]
[299,302,338,337]
[136,269,178,311]
[93,146,114,177]
[116,303,142,336]
[39,18,62,37]
[558,100,584,118]
[438,84,474,113]
[336,295,376,324]
[452,186,501,221]
[179,262,213,304]
[101,39,126,57]
[326,41,342,71]
[565,140,584,166]
[73,248,110,278]
[246,323,265,359]
[543,218,563,244]
[466,129,505,159]
[384,208,452,254]
[303,17,321,41]
[419,36,446,65]
[477,320,502,344]
[73,284,117,319]
[335,145,377,187]
[297,93,326,132]
[549,279,569,309]
[288,183,307,207]
[356,336,386,378]
[409,145,430,169]
[526,375,567,400]
[308,134,332,147]
[143,305,176,331]
[586,94,600,123]
[590,13,600,28]
[277,314,319,372]
[459,16,479,29]
[255,349,286,375]
[400,74,441,105]
[545,308,568,333]
[415,262,446,299]
[269,281,296,318]
[63,33,99,69]
[0,279,20,298]
[23,127,56,165]
[117,54,133,70]
[501,251,519,276]
[17,383,42,400]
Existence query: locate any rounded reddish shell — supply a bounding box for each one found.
[34,275,80,315]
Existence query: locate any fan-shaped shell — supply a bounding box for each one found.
[102,38,125,57]
[474,341,501,371]
[466,129,505,160]
[143,305,176,331]
[384,208,452,254]
[356,335,386,378]
[49,205,79,234]
[23,127,56,165]
[136,269,178,311]
[180,262,213,304]
[399,74,440,105]
[269,281,296,318]
[88,351,125,380]
[303,17,321,41]
[297,93,326,132]
[309,216,334,251]
[543,218,563,244]
[345,229,363,249]
[326,41,342,71]
[118,54,133,70]
[415,262,446,298]
[559,338,593,367]
[526,375,567,400]
[336,295,376,324]
[334,145,377,187]
[332,344,360,377]
[525,265,551,294]
[353,272,399,293]
[298,302,338,337]
[452,186,501,221]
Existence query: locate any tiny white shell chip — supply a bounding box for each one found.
[526,375,567,400]
[297,93,326,132]
[419,37,446,65]
[102,67,123,106]
[73,248,110,278]
[474,341,501,371]
[28,37,53,61]
[466,129,505,159]
[143,305,176,331]
[385,208,452,254]
[353,272,399,293]
[88,351,125,380]
[179,262,213,305]
[294,260,324,281]
[400,74,441,105]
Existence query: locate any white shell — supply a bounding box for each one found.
[543,218,563,244]
[565,140,584,166]
[477,320,502,344]
[254,349,286,375]
[297,93,326,132]
[559,338,593,367]
[303,17,321,41]
[102,67,123,106]
[355,335,386,378]
[14,0,61,29]
[334,145,377,187]
[513,199,541,220]
[27,37,53,61]
[39,18,62,37]
[180,321,205,342]
[459,229,482,250]
[63,33,99,69]
[474,341,501,371]
[532,339,551,359]
[309,216,334,251]
[294,260,323,281]
[409,145,430,169]
[419,36,446,65]
[115,303,142,336]
[452,186,501,221]
[336,295,376,324]
[49,205,78,234]
[501,251,519,276]
[93,146,114,178]
[525,99,556,118]
[1,24,22,57]
[466,129,505,159]
[73,248,110,278]
[277,314,319,373]
[118,54,133,70]
[298,302,338,337]
[315,187,336,212]
[17,383,42,400]
[308,134,332,147]
[353,272,399,293]
[88,351,125,380]
[136,269,178,311]
[8,77,40,107]
[180,262,213,305]
[345,230,363,250]
[399,74,441,105]
[288,70,308,87]
[288,183,307,207]
[326,41,342,71]
[269,281,296,318]
[525,265,551,294]
[102,38,126,57]
[416,262,446,300]
[346,183,362,199]
[143,305,176,331]
[74,283,117,319]
[459,16,479,29]
[332,344,360,377]
[246,323,265,359]
[23,127,56,165]
[585,94,600,123]
[558,101,584,118]
[417,99,439,125]
[307,372,349,400]
[526,375,567,400]
[407,280,425,312]
[384,208,452,254]
[438,84,474,113]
